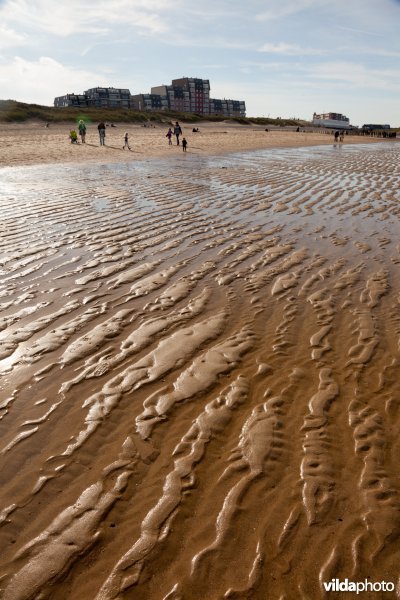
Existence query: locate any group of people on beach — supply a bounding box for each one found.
[334,130,344,143]
[69,120,87,144]
[69,119,188,152]
[166,122,187,151]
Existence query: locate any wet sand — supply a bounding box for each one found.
[1,141,400,599]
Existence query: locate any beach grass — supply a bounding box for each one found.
[0,99,307,127]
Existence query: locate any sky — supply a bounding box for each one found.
[0,0,399,126]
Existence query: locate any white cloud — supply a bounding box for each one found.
[305,61,400,91]
[357,47,400,58]
[255,0,321,21]
[259,42,323,56]
[336,25,381,37]
[161,35,251,50]
[0,0,176,36]
[0,0,398,124]
[0,56,109,104]
[0,24,26,48]
[255,0,400,35]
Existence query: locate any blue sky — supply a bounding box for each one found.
[0,0,399,125]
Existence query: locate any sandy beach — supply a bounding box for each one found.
[1,128,400,599]
[0,120,394,167]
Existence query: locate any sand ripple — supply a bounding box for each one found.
[1,143,400,599]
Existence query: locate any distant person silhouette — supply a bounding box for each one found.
[123,132,131,150]
[78,120,86,143]
[174,121,182,146]
[98,122,106,146]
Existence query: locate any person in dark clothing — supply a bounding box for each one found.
[123,132,131,150]
[98,122,106,146]
[182,137,187,152]
[174,121,182,145]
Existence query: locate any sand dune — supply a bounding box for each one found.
[0,139,400,599]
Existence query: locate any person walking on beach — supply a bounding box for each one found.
[98,122,106,146]
[334,130,339,143]
[339,131,344,143]
[166,128,173,145]
[123,132,131,150]
[182,137,187,152]
[174,121,182,146]
[78,120,86,143]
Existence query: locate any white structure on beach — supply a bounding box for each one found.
[312,112,350,129]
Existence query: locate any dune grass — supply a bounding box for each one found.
[0,99,307,127]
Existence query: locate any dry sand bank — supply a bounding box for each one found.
[0,120,396,167]
[0,142,400,599]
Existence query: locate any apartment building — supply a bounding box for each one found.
[152,78,245,116]
[84,87,131,109]
[54,93,87,108]
[151,85,190,113]
[54,78,246,117]
[130,93,168,111]
[209,98,246,117]
[171,78,210,115]
[54,87,131,109]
